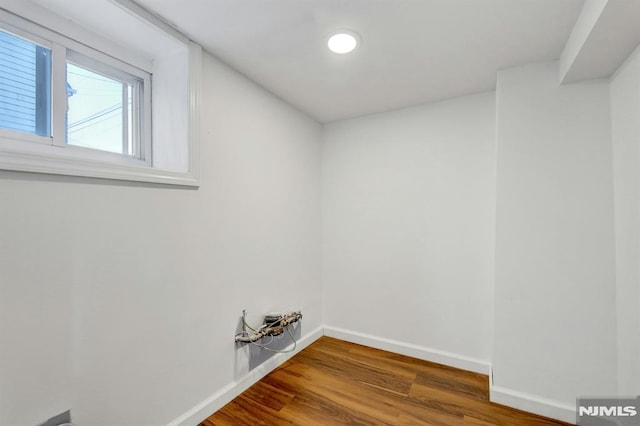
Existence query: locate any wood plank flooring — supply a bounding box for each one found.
[200,337,573,425]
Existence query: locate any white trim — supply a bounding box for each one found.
[490,384,576,424]
[66,46,148,82]
[187,42,201,179]
[0,148,198,186]
[141,72,152,166]
[166,327,581,425]
[0,17,51,48]
[0,2,153,72]
[323,326,491,375]
[0,129,50,146]
[51,42,66,147]
[166,326,324,426]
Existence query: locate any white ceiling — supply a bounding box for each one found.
[137,0,586,123]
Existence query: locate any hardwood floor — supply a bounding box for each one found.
[200,337,572,425]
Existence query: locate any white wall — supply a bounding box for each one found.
[1,23,633,426]
[0,52,322,425]
[493,61,617,412]
[610,45,640,397]
[322,93,496,365]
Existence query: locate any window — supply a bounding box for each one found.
[0,2,200,186]
[0,15,150,166]
[65,52,148,159]
[0,28,51,137]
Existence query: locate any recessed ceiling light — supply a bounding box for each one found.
[327,31,359,54]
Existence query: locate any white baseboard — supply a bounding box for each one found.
[490,384,576,424]
[166,325,324,426]
[168,325,575,426]
[323,326,491,375]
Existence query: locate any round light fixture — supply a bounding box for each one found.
[327,31,359,54]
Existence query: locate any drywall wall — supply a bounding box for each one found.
[493,61,617,417]
[322,93,496,366]
[610,45,640,397]
[0,51,322,425]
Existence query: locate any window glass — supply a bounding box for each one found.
[66,62,134,155]
[0,29,51,137]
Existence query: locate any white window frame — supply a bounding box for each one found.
[64,50,152,165]
[0,2,201,187]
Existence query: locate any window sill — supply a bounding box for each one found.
[0,143,199,186]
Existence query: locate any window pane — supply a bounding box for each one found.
[66,62,133,155]
[0,29,51,137]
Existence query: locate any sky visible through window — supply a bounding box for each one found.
[66,63,132,155]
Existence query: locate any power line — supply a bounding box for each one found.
[67,70,119,85]
[68,103,121,129]
[68,110,122,135]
